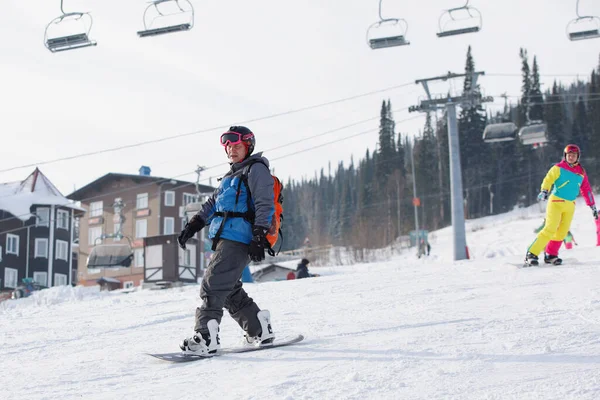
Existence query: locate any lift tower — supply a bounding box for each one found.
[409,71,492,261]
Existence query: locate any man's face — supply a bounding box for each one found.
[226,142,247,163]
[566,152,578,164]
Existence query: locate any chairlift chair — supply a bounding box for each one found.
[44,0,97,53]
[482,122,518,143]
[519,122,549,146]
[88,244,134,268]
[88,236,134,269]
[566,0,600,41]
[437,0,482,38]
[137,0,195,38]
[366,0,410,49]
[367,19,410,49]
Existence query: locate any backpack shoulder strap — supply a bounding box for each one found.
[239,159,269,199]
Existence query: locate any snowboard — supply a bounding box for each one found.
[509,258,577,269]
[147,334,304,363]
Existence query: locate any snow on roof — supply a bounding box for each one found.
[0,168,85,222]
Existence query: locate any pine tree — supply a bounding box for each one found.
[571,97,589,151]
[435,111,450,226]
[545,81,568,155]
[393,132,407,237]
[518,48,531,127]
[458,46,490,218]
[376,100,396,180]
[414,113,441,230]
[529,56,544,121]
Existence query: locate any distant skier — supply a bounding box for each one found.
[525,144,597,266]
[177,126,276,356]
[296,258,311,279]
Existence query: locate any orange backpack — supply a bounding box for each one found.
[241,160,284,255]
[266,175,284,250]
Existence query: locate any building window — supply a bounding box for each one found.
[179,244,195,267]
[35,207,50,227]
[145,245,162,268]
[6,234,19,255]
[56,240,68,261]
[124,281,134,289]
[33,271,48,287]
[4,268,18,288]
[57,210,69,230]
[89,201,103,217]
[183,193,198,206]
[0,245,2,262]
[181,218,187,230]
[164,217,175,235]
[54,273,67,286]
[136,219,147,239]
[134,248,144,267]
[34,238,48,258]
[136,193,149,209]
[89,226,103,246]
[165,191,175,207]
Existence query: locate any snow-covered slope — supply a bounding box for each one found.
[2,200,600,400]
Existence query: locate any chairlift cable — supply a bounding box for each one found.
[0,81,415,174]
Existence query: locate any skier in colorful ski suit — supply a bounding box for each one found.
[177,126,276,356]
[525,144,598,266]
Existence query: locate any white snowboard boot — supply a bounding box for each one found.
[244,310,275,346]
[180,319,220,355]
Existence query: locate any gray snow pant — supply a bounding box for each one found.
[194,239,262,337]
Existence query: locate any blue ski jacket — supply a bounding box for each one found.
[195,153,274,245]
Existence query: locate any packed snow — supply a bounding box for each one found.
[2,200,600,400]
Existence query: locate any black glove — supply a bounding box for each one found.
[537,190,549,201]
[178,215,205,249]
[592,205,598,220]
[248,226,269,262]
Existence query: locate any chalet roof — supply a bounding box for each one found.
[0,168,85,221]
[253,263,295,274]
[67,172,215,201]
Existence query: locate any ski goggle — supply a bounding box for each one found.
[564,145,580,154]
[220,131,254,147]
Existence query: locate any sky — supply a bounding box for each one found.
[2,195,600,399]
[1,0,599,195]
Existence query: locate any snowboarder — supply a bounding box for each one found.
[177,126,275,356]
[525,144,597,266]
